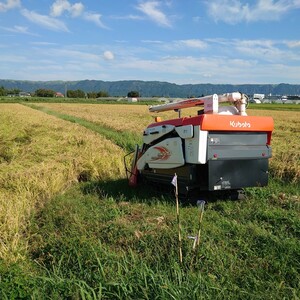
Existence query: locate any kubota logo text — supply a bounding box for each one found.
[229,121,251,128]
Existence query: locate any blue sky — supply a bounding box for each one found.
[0,0,300,84]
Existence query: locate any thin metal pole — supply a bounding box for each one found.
[174,173,182,264]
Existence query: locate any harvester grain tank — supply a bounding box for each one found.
[124,92,274,198]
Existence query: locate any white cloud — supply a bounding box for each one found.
[45,48,100,61]
[286,40,300,48]
[177,39,208,50]
[10,25,28,34]
[50,0,107,29]
[114,53,298,84]
[236,39,274,47]
[111,14,144,21]
[50,0,69,17]
[110,37,300,83]
[31,42,58,46]
[204,38,300,62]
[0,0,20,12]
[21,9,69,32]
[136,1,172,27]
[50,0,84,17]
[236,43,282,61]
[83,12,107,28]
[71,2,84,17]
[110,55,248,84]
[206,0,300,24]
[142,39,164,44]
[1,25,36,35]
[0,53,27,63]
[103,51,114,60]
[153,39,208,52]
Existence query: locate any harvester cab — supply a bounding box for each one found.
[124,92,274,199]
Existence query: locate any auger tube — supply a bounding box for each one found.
[149,92,248,116]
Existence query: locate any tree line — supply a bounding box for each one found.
[0,86,21,96]
[0,86,141,98]
[27,89,111,98]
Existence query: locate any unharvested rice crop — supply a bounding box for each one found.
[32,103,194,134]
[248,109,300,183]
[0,104,124,262]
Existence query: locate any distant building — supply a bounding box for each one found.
[249,98,262,104]
[253,94,265,101]
[19,92,31,97]
[262,95,280,103]
[55,92,64,98]
[128,97,138,103]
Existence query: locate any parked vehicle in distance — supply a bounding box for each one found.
[249,98,261,104]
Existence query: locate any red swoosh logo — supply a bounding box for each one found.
[151,146,171,161]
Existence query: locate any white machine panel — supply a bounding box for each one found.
[204,94,218,114]
[175,125,193,139]
[184,126,208,164]
[137,137,185,170]
[143,124,175,144]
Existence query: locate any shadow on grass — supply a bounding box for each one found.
[80,178,233,206]
[80,178,176,205]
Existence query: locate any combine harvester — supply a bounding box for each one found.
[125,92,274,199]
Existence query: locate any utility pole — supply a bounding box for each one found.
[64,83,67,98]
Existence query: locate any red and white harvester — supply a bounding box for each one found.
[125,92,274,198]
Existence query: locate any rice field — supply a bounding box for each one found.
[0,102,299,299]
[248,109,300,183]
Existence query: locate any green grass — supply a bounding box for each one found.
[0,178,299,299]
[0,96,158,105]
[248,103,300,111]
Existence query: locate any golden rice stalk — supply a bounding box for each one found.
[249,109,300,183]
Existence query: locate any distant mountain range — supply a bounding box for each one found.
[1,79,300,97]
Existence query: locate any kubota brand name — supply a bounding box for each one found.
[230,121,251,128]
